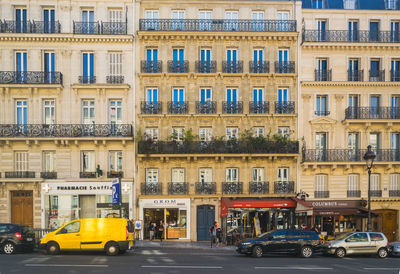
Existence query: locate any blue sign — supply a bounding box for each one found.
[112,178,120,204]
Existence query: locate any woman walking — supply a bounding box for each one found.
[157,220,164,242]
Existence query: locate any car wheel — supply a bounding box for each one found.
[252,246,263,258]
[377,248,388,258]
[105,242,119,256]
[2,242,16,255]
[335,247,346,258]
[47,242,60,255]
[300,246,313,258]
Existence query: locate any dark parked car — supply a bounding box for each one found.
[0,224,35,254]
[236,229,321,258]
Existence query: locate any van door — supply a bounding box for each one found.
[80,219,104,250]
[55,221,81,250]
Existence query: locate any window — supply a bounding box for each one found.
[171,10,185,30]
[369,233,384,241]
[145,127,159,141]
[369,21,380,42]
[43,8,55,33]
[390,174,400,191]
[43,151,56,172]
[252,11,264,31]
[15,51,27,82]
[370,59,381,81]
[225,11,239,31]
[43,51,56,83]
[82,100,95,124]
[346,233,368,242]
[369,132,381,151]
[81,10,95,34]
[391,21,400,42]
[348,174,360,192]
[253,127,265,137]
[277,167,289,182]
[81,151,95,172]
[200,88,212,103]
[252,168,264,182]
[316,20,327,41]
[386,0,397,10]
[109,151,122,172]
[278,127,290,138]
[391,132,400,150]
[82,52,94,83]
[199,11,212,31]
[15,151,28,171]
[199,168,212,183]
[146,168,158,183]
[315,132,327,150]
[146,87,158,103]
[344,0,357,9]
[226,168,239,182]
[146,10,159,19]
[252,88,264,103]
[226,127,239,139]
[42,100,55,124]
[15,100,27,125]
[316,95,328,116]
[371,174,380,191]
[199,127,212,141]
[348,59,360,81]
[109,100,122,124]
[316,59,328,80]
[277,12,289,31]
[312,0,323,9]
[392,60,400,80]
[145,10,159,30]
[348,20,359,41]
[61,221,80,234]
[172,168,185,182]
[315,174,328,192]
[348,133,360,154]
[108,9,122,22]
[277,88,289,103]
[15,7,27,33]
[171,127,184,142]
[109,52,122,77]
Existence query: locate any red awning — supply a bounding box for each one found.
[221,198,296,217]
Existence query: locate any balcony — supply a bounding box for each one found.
[275,101,295,114]
[0,71,63,85]
[138,19,296,32]
[195,61,217,73]
[315,69,332,81]
[389,190,400,197]
[73,21,127,35]
[101,22,127,35]
[167,101,189,114]
[79,76,96,84]
[391,70,400,81]
[5,171,35,178]
[347,190,361,197]
[275,61,295,73]
[40,172,57,179]
[249,181,269,194]
[196,101,217,114]
[0,20,61,33]
[345,107,400,119]
[249,101,269,114]
[195,182,216,195]
[0,124,133,137]
[141,61,162,73]
[348,70,364,81]
[274,181,294,194]
[303,30,400,43]
[80,172,96,178]
[222,101,243,114]
[303,149,400,162]
[370,190,382,197]
[369,70,385,81]
[106,76,124,84]
[223,182,243,194]
[167,61,189,73]
[141,102,162,114]
[107,171,124,178]
[168,182,189,195]
[314,191,329,198]
[141,182,162,195]
[138,140,299,154]
[249,61,270,73]
[315,110,330,116]
[222,61,243,73]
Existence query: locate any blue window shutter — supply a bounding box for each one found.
[23,53,27,72]
[253,89,257,103]
[173,89,178,102]
[200,89,205,103]
[17,105,22,124]
[232,50,237,62]
[50,9,55,23]
[146,49,151,61]
[146,89,151,102]
[179,49,184,61]
[206,89,211,100]
[227,89,231,103]
[278,89,282,102]
[44,9,49,23]
[22,9,27,22]
[89,11,94,23]
[233,89,237,102]
[23,104,27,125]
[258,89,262,102]
[82,10,87,22]
[259,50,263,61]
[200,50,205,62]
[179,89,184,102]
[153,49,158,61]
[227,50,231,62]
[44,53,49,73]
[173,49,177,62]
[83,53,88,77]
[89,53,94,77]
[206,50,210,61]
[153,89,158,103]
[51,53,55,72]
[16,53,21,72]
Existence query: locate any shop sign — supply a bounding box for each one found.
[42,182,132,195]
[140,198,189,209]
[311,200,361,208]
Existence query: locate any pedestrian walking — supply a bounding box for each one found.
[157,220,164,242]
[149,222,155,241]
[217,226,223,246]
[209,221,219,248]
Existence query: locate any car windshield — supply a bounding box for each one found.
[256,231,274,238]
[335,232,352,241]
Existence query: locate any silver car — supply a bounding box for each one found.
[323,232,389,258]
[389,241,400,256]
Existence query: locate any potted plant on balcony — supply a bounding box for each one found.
[183,128,197,153]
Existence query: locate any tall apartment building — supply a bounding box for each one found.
[135,0,301,241]
[300,0,400,241]
[0,0,134,228]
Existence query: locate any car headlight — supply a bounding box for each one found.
[242,242,252,246]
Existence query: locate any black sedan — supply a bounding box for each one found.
[0,224,35,254]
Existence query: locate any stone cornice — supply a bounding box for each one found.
[301,81,400,87]
[302,43,400,50]
[0,34,134,44]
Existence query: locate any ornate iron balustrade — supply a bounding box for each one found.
[249,61,270,73]
[167,101,189,114]
[314,191,329,198]
[5,171,35,178]
[249,181,269,194]
[141,61,162,73]
[249,101,269,114]
[370,190,382,197]
[347,190,361,197]
[303,30,400,43]
[345,106,400,119]
[141,102,162,114]
[389,190,400,197]
[195,101,217,114]
[101,22,127,35]
[168,182,189,195]
[40,172,57,179]
[195,61,217,73]
[141,182,163,195]
[73,21,127,35]
[80,172,96,178]
[31,21,61,33]
[73,22,101,34]
[0,71,62,84]
[167,61,189,73]
[223,182,243,194]
[106,76,124,84]
[107,171,124,178]
[315,69,332,81]
[315,111,330,116]
[0,124,133,137]
[222,101,243,114]
[79,76,96,84]
[139,19,296,32]
[391,70,400,81]
[303,149,400,162]
[195,182,216,195]
[138,140,299,154]
[275,101,295,114]
[275,61,295,73]
[274,181,294,194]
[0,20,61,33]
[369,70,385,81]
[348,70,364,81]
[222,61,243,73]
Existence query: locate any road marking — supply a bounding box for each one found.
[255,266,333,270]
[364,268,400,271]
[146,258,156,264]
[25,264,108,268]
[91,257,108,264]
[141,265,223,269]
[162,258,175,263]
[21,258,50,264]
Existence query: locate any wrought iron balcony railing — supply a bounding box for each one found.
[275,101,295,114]
[275,61,295,73]
[249,61,270,73]
[107,171,124,178]
[249,181,269,194]
[222,101,243,114]
[223,182,243,194]
[391,70,400,81]
[314,191,329,198]
[195,61,217,73]
[40,172,57,179]
[139,19,296,32]
[79,76,96,84]
[195,182,216,195]
[138,140,299,154]
[347,190,361,197]
[167,61,189,73]
[0,124,133,137]
[303,149,400,162]
[249,101,269,114]
[274,181,294,194]
[5,171,35,178]
[101,22,127,35]
[196,101,217,114]
[222,61,243,73]
[106,76,124,84]
[168,182,189,195]
[345,106,400,119]
[31,21,61,33]
[167,101,189,114]
[73,21,127,34]
[141,61,162,73]
[0,71,63,84]
[315,69,332,81]
[369,70,385,81]
[80,172,97,178]
[389,190,400,197]
[348,70,364,81]
[303,30,400,43]
[315,110,330,116]
[141,102,162,114]
[370,190,382,197]
[141,182,163,195]
[0,20,61,33]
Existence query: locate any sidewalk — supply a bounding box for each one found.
[135,240,236,251]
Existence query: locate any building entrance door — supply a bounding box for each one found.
[375,209,398,242]
[79,195,96,218]
[197,205,215,241]
[11,191,33,227]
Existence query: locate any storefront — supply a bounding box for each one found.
[41,181,133,229]
[139,198,190,240]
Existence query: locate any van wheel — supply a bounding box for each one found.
[105,242,119,256]
[300,246,313,258]
[378,248,388,258]
[47,242,60,255]
[335,247,346,258]
[252,246,263,258]
[3,242,16,255]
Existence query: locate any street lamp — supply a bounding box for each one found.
[363,145,376,232]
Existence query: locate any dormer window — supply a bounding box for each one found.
[312,0,323,9]
[343,0,357,9]
[386,0,398,10]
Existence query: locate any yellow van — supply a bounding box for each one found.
[39,218,134,256]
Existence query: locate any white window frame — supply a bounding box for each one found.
[277,167,289,182]
[225,168,239,182]
[199,127,212,142]
[315,174,328,192]
[371,174,380,191]
[108,52,122,77]
[253,127,265,137]
[42,99,55,125]
[172,168,185,182]
[278,127,290,138]
[146,168,159,183]
[81,151,95,172]
[348,174,359,191]
[81,99,95,124]
[145,127,159,141]
[15,151,28,171]
[108,8,122,22]
[43,151,56,172]
[172,127,184,142]
[109,99,122,124]
[252,168,264,182]
[390,173,400,191]
[226,127,239,139]
[199,168,213,183]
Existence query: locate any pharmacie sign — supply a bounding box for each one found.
[42,182,117,195]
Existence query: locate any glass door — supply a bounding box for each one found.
[44,52,55,83]
[252,11,264,31]
[199,11,212,31]
[348,21,358,41]
[16,100,28,132]
[82,10,94,34]
[317,20,326,41]
[200,48,211,72]
[348,133,359,161]
[315,133,327,161]
[369,21,380,42]
[15,8,27,33]
[370,95,380,118]
[43,8,55,33]
[391,21,400,42]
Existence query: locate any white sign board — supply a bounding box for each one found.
[139,198,190,209]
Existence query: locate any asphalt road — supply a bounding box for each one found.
[0,248,400,274]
